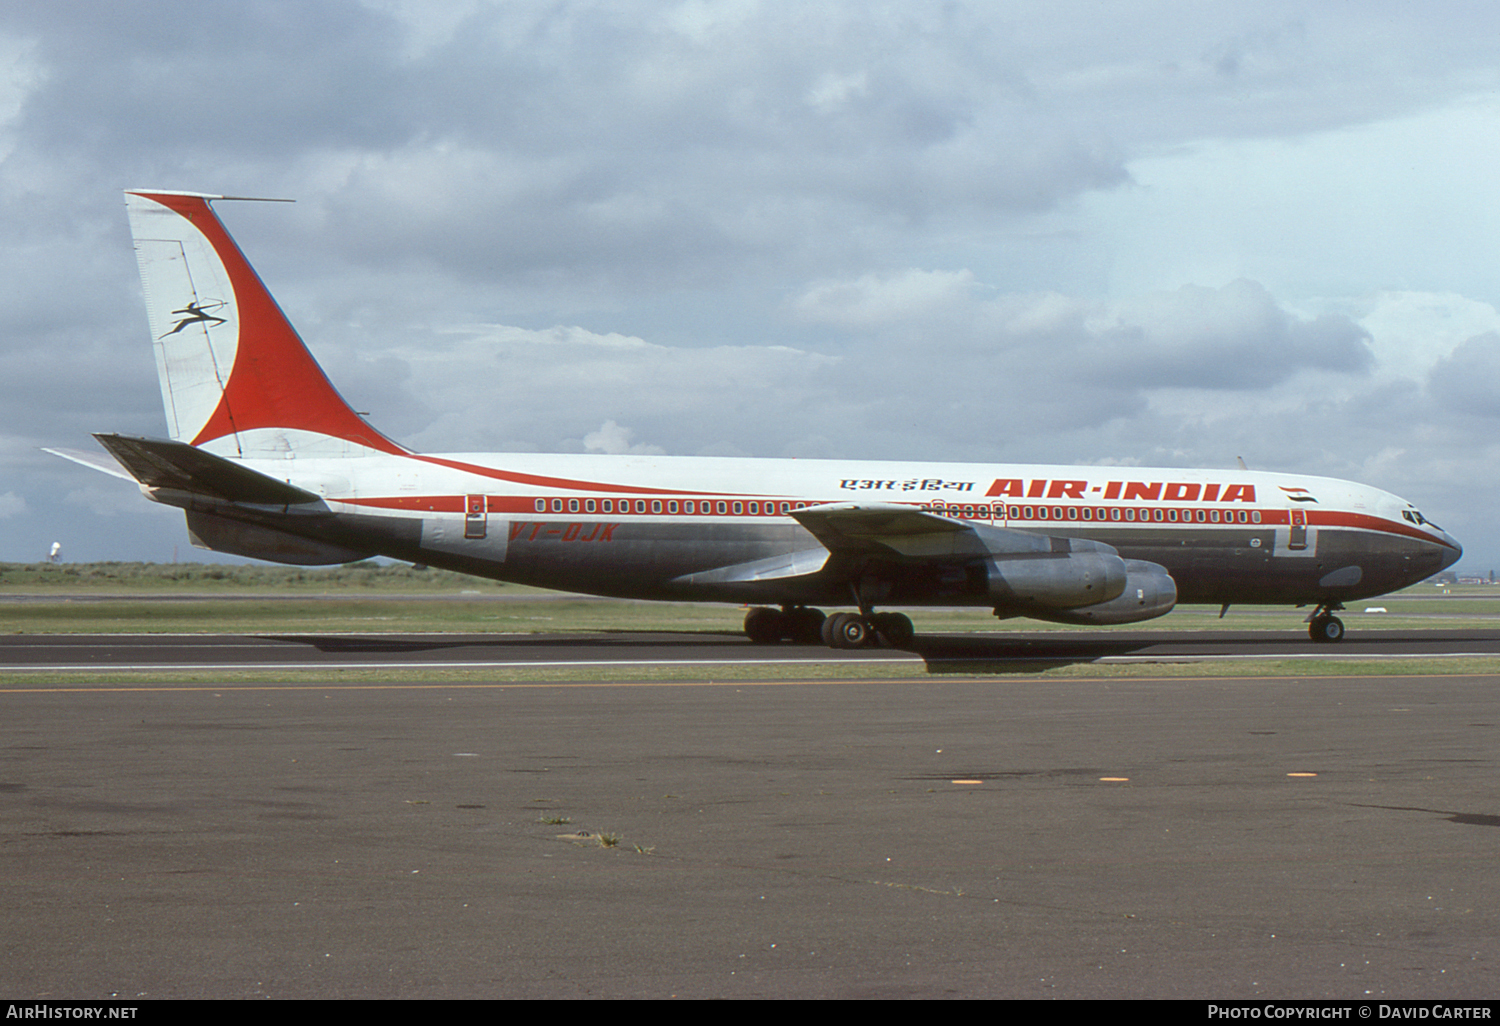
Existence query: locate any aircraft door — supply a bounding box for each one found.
[1289,508,1307,551]
[464,494,487,539]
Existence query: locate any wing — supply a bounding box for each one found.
[668,501,1083,599]
[790,501,1057,559]
[784,502,1178,623]
[667,502,991,595]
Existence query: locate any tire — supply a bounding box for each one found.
[1309,615,1345,643]
[872,612,915,648]
[785,606,826,644]
[820,612,842,647]
[827,613,872,649]
[744,606,786,644]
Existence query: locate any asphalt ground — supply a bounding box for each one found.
[9,627,1500,674]
[2,654,1498,999]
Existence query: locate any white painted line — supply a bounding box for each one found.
[1,657,926,673]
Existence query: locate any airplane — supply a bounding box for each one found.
[48,190,1462,648]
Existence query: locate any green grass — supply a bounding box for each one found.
[4,561,1500,684]
[0,560,507,594]
[2,561,1495,637]
[0,594,746,635]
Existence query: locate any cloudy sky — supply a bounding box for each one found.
[3,0,1499,573]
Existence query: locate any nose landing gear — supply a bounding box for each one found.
[1306,603,1346,643]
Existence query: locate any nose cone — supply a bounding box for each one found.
[1436,533,1463,573]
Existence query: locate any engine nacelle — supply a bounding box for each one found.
[987,549,1127,611]
[1026,560,1177,625]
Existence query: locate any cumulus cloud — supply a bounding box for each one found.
[1083,280,1374,389]
[1427,332,1500,418]
[582,420,665,456]
[794,269,979,326]
[794,272,1372,394]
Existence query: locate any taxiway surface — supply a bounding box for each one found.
[8,626,1500,673]
[2,639,1498,999]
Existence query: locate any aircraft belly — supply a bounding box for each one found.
[1131,528,1444,605]
[495,520,815,601]
[392,516,1455,608]
[418,514,510,567]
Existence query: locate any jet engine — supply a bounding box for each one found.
[1025,559,1177,625]
[986,548,1127,611]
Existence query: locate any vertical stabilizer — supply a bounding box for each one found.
[124,190,404,458]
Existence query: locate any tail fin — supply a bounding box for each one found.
[124,190,405,459]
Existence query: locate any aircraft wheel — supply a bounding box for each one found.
[1309,615,1345,643]
[820,613,840,647]
[824,612,873,649]
[872,612,915,648]
[785,606,826,644]
[744,606,787,644]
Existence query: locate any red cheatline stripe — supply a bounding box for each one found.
[331,494,1455,548]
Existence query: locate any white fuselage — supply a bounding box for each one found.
[174,447,1459,609]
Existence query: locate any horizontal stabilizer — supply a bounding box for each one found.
[43,446,138,483]
[92,433,320,505]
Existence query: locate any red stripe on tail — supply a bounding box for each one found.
[129,192,406,456]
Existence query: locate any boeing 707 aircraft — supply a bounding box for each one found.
[49,191,1462,648]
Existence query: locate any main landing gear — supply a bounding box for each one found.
[743,605,828,645]
[742,606,915,649]
[821,611,915,649]
[1306,603,1346,643]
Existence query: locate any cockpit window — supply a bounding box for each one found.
[1404,509,1443,531]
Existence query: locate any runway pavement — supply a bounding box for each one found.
[8,626,1500,674]
[2,629,1499,999]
